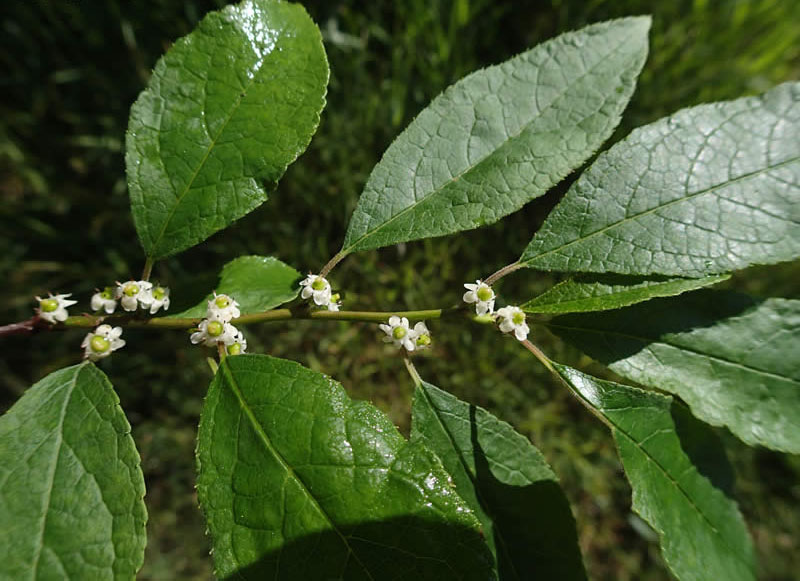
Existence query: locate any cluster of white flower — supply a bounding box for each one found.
[379,316,432,352]
[36,280,170,362]
[112,280,170,314]
[36,293,77,324]
[462,279,529,341]
[82,324,126,361]
[299,274,341,311]
[190,293,247,355]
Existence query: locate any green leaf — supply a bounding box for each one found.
[520,82,800,276]
[168,255,299,318]
[411,381,586,580]
[197,354,494,579]
[522,273,728,314]
[547,290,800,453]
[0,363,147,579]
[339,18,650,255]
[127,0,329,259]
[553,364,755,581]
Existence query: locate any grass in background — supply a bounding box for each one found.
[1,1,798,579]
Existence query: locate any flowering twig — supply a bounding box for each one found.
[0,307,464,335]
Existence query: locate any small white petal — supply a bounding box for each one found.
[388,316,401,326]
[463,291,477,303]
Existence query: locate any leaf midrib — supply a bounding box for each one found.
[219,361,373,580]
[417,385,520,581]
[30,365,83,579]
[523,154,800,269]
[147,26,277,257]
[342,22,644,254]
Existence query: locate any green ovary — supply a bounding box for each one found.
[392,326,407,339]
[215,295,229,308]
[207,321,224,337]
[40,299,59,312]
[311,278,326,291]
[512,312,525,325]
[90,336,110,353]
[477,287,492,302]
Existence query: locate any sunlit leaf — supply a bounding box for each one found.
[521,83,800,276]
[0,363,147,579]
[127,0,328,259]
[340,18,650,255]
[197,354,494,579]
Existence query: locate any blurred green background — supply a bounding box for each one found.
[2,0,799,578]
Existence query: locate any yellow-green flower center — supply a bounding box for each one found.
[90,336,110,353]
[477,286,493,302]
[311,278,326,291]
[215,295,230,308]
[123,284,139,297]
[227,343,242,355]
[512,312,525,325]
[207,321,224,337]
[392,326,407,339]
[153,287,166,300]
[100,289,113,300]
[40,298,59,312]
[416,334,431,347]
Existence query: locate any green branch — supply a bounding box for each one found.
[57,307,460,331]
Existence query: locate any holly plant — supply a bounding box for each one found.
[1,1,798,580]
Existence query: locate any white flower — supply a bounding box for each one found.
[207,293,240,322]
[90,287,117,314]
[81,324,125,361]
[379,316,417,351]
[299,274,332,306]
[463,280,495,315]
[326,293,342,312]
[190,318,239,347]
[140,285,171,314]
[496,306,530,341]
[36,293,77,324]
[116,280,152,312]
[226,330,247,356]
[412,322,432,350]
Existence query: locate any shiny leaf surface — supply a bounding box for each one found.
[411,381,586,580]
[521,82,800,276]
[553,364,755,581]
[127,0,328,259]
[197,355,494,579]
[340,18,650,255]
[0,363,147,579]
